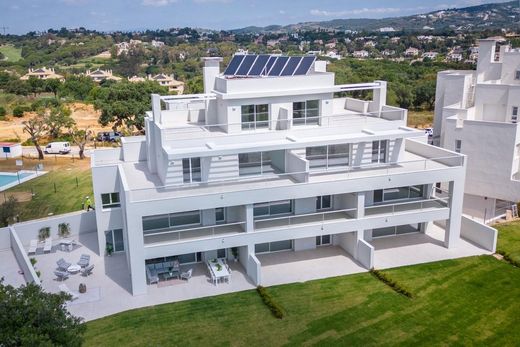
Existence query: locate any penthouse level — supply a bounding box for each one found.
[90,55,481,296]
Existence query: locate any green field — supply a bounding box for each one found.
[85,231,520,346]
[495,221,520,261]
[0,45,22,62]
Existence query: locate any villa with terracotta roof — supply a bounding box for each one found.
[20,67,64,81]
[85,69,122,83]
[129,74,185,94]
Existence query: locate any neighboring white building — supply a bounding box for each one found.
[151,40,165,48]
[423,52,439,60]
[0,142,22,158]
[434,39,520,222]
[84,69,122,83]
[91,55,468,296]
[352,50,369,58]
[324,51,342,60]
[405,47,420,57]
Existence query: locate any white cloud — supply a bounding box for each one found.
[142,0,177,6]
[310,7,402,17]
[279,10,286,15]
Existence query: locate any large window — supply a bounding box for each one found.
[254,200,293,218]
[101,192,120,209]
[238,152,272,176]
[373,185,424,204]
[182,157,201,183]
[372,140,388,163]
[455,140,462,153]
[515,70,520,80]
[142,210,201,234]
[241,104,269,130]
[372,224,420,238]
[293,100,319,125]
[316,235,331,246]
[306,144,349,170]
[316,195,332,210]
[106,229,124,252]
[215,207,226,224]
[512,106,518,124]
[255,240,293,253]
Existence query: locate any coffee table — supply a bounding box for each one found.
[67,264,81,274]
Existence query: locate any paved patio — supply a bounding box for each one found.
[0,249,26,287]
[371,224,492,269]
[257,246,366,286]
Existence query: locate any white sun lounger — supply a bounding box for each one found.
[43,238,52,253]
[28,240,38,255]
[58,284,79,301]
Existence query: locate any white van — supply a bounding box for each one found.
[44,142,71,154]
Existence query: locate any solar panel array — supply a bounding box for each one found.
[223,54,316,77]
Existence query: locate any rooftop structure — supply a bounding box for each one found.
[20,67,64,81]
[84,69,122,83]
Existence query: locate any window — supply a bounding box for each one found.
[241,104,269,130]
[316,235,331,246]
[238,152,272,176]
[515,70,520,80]
[372,224,420,238]
[316,195,332,210]
[215,207,226,224]
[373,185,424,204]
[255,240,293,253]
[455,140,462,153]
[101,192,120,208]
[512,106,519,124]
[142,210,201,233]
[105,229,124,252]
[293,100,319,125]
[217,248,226,258]
[253,200,293,218]
[182,157,201,183]
[372,140,387,163]
[306,144,350,170]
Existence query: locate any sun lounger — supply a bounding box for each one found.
[56,258,71,272]
[43,238,52,253]
[54,270,69,281]
[58,283,79,300]
[28,240,38,255]
[80,264,94,277]
[77,254,90,268]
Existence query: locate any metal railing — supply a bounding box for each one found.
[143,221,246,245]
[254,207,357,230]
[364,197,450,216]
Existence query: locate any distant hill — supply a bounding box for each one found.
[232,1,519,33]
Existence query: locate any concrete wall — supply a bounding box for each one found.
[294,237,316,251]
[357,239,374,269]
[335,232,357,258]
[0,226,10,250]
[248,253,261,285]
[460,216,497,252]
[286,151,309,182]
[10,227,41,285]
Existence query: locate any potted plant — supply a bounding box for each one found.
[106,243,114,256]
[79,283,87,294]
[57,222,71,238]
[38,227,50,242]
[231,247,239,262]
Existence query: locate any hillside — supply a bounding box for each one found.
[232,1,519,33]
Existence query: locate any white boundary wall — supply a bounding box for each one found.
[357,239,374,269]
[461,216,497,252]
[9,227,41,285]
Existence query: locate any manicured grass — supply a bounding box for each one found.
[495,221,520,262]
[0,45,22,62]
[85,254,520,346]
[3,157,93,221]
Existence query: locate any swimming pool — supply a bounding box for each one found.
[0,172,36,191]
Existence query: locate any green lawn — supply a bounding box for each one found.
[4,158,93,221]
[85,231,520,345]
[495,221,520,262]
[0,45,22,62]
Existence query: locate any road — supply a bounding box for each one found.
[21,146,93,158]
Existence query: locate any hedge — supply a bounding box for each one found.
[256,286,285,319]
[370,269,414,298]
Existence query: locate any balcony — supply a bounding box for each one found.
[144,222,246,246]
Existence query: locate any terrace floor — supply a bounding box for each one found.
[0,249,26,287]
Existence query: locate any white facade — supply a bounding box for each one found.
[434,39,520,221]
[92,55,468,296]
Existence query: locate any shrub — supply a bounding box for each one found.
[496,250,520,268]
[12,105,28,117]
[58,222,71,238]
[30,98,60,111]
[38,227,50,241]
[370,269,414,298]
[30,257,37,266]
[256,286,285,319]
[0,106,6,118]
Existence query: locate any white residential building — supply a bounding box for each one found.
[434,39,520,221]
[92,55,468,296]
[352,50,369,58]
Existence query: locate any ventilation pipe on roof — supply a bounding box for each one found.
[203,57,223,94]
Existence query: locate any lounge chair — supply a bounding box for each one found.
[77,254,90,268]
[56,258,71,272]
[54,270,69,281]
[146,265,159,284]
[43,238,52,253]
[58,283,79,301]
[180,269,193,281]
[80,264,94,277]
[28,240,38,255]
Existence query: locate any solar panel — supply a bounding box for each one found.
[294,56,316,75]
[248,55,270,76]
[264,56,277,75]
[281,57,303,76]
[223,55,245,76]
[236,55,257,75]
[268,56,289,76]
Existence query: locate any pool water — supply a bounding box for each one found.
[0,172,33,188]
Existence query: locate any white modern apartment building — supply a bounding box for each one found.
[434,39,520,221]
[92,54,466,296]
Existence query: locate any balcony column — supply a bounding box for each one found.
[372,80,387,117]
[420,184,434,234]
[445,179,464,248]
[245,204,254,232]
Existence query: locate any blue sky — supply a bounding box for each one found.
[0,0,508,34]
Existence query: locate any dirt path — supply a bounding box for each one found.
[0,102,113,141]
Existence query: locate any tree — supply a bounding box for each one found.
[0,106,6,118]
[22,113,48,160]
[5,79,30,96]
[0,279,85,346]
[95,81,168,131]
[392,82,414,109]
[27,77,45,97]
[414,79,436,110]
[45,105,75,139]
[69,126,92,159]
[0,196,18,227]
[44,78,62,98]
[61,75,96,101]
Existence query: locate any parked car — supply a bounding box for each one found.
[424,128,433,136]
[96,131,122,142]
[44,142,71,154]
